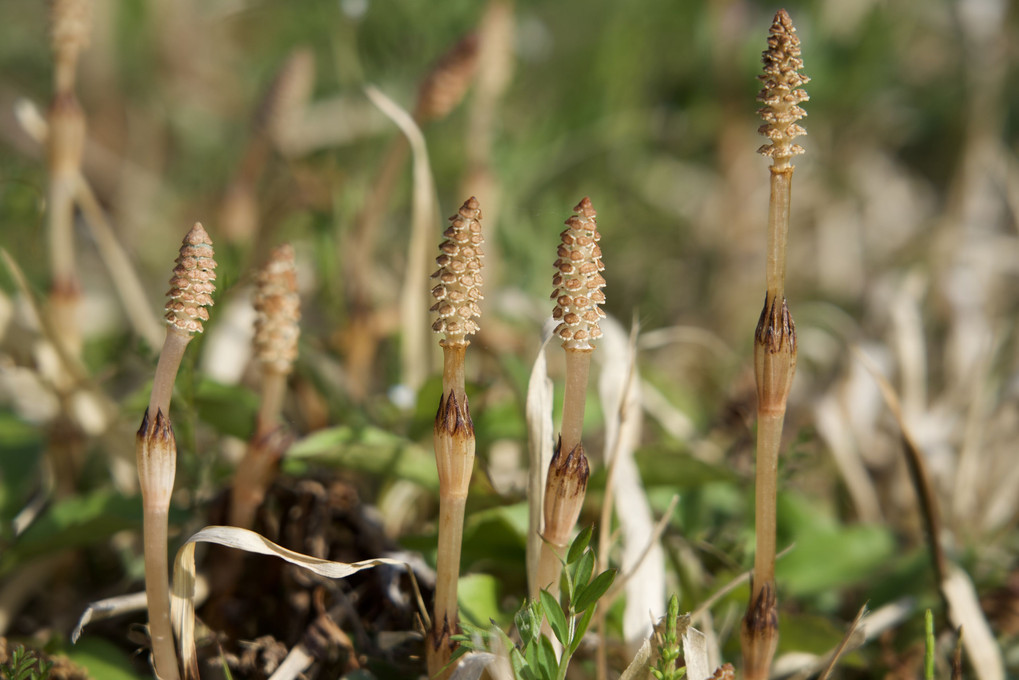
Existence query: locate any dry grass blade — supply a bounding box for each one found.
[11,462,54,537]
[857,348,1004,680]
[75,177,165,348]
[813,394,882,523]
[618,635,653,680]
[72,591,148,643]
[171,525,406,680]
[817,603,868,680]
[603,494,678,606]
[266,644,314,680]
[682,625,710,680]
[942,566,1004,680]
[72,580,205,643]
[854,348,947,588]
[773,597,915,677]
[0,249,90,385]
[525,335,554,600]
[13,97,164,348]
[364,85,438,394]
[598,316,663,652]
[448,651,513,680]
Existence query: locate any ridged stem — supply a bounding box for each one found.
[229,368,290,530]
[142,505,180,680]
[137,409,180,680]
[765,167,793,300]
[147,327,192,418]
[255,368,288,439]
[428,344,474,680]
[430,492,467,679]
[47,172,79,315]
[441,342,467,402]
[560,349,592,459]
[752,411,783,594]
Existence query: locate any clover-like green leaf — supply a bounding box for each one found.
[567,525,593,565]
[540,589,569,646]
[574,568,616,613]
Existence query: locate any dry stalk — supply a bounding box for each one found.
[137,223,216,680]
[11,97,164,348]
[742,9,808,680]
[341,35,479,399]
[42,0,93,496]
[537,198,605,604]
[463,0,514,278]
[230,244,301,530]
[46,0,91,357]
[427,198,484,679]
[220,49,315,243]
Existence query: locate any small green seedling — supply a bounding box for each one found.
[454,526,616,680]
[1,646,53,680]
[652,594,687,680]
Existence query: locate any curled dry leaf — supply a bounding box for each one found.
[170,525,405,680]
[364,84,438,393]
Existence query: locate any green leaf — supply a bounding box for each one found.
[510,648,530,680]
[0,411,44,525]
[62,637,146,680]
[285,425,438,490]
[0,491,142,575]
[450,644,472,663]
[516,599,542,647]
[560,567,574,606]
[571,550,595,599]
[567,525,593,564]
[540,589,569,646]
[457,573,503,627]
[775,522,895,597]
[524,638,540,675]
[537,635,559,680]
[492,622,516,653]
[574,568,616,613]
[193,378,258,439]
[635,447,737,488]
